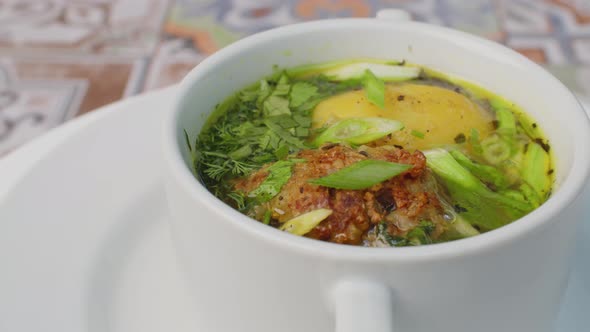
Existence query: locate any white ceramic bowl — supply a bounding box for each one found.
[162,11,590,332]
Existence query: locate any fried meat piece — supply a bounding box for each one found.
[235,144,448,245]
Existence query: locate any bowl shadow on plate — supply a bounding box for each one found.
[84,184,167,332]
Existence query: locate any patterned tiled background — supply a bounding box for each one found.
[1,0,589,156]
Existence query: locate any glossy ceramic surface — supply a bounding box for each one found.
[0,89,588,332]
[163,14,590,332]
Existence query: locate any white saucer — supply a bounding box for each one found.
[0,88,588,332]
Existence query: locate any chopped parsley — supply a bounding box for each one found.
[289,82,318,108]
[194,71,357,206]
[411,129,425,139]
[248,159,304,202]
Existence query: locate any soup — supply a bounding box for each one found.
[188,59,553,246]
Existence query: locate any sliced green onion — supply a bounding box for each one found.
[518,182,542,208]
[439,214,480,241]
[263,209,272,225]
[495,108,516,138]
[314,117,404,146]
[411,129,425,139]
[518,114,541,139]
[450,150,509,188]
[481,134,511,164]
[362,69,385,108]
[521,141,551,198]
[279,208,333,235]
[322,62,420,82]
[309,160,412,190]
[470,128,483,154]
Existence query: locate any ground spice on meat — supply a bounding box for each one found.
[234,144,450,245]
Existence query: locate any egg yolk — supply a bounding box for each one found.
[312,83,494,150]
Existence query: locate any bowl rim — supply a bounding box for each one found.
[163,18,590,262]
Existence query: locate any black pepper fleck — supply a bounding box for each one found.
[454,133,466,144]
[454,204,468,213]
[534,138,551,152]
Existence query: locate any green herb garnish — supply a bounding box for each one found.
[289,82,318,108]
[470,128,483,154]
[411,129,425,139]
[450,150,509,189]
[248,159,304,202]
[424,148,532,231]
[309,160,412,190]
[406,220,435,245]
[196,72,315,195]
[313,117,403,146]
[320,62,420,81]
[362,69,385,108]
[263,209,272,225]
[279,208,333,235]
[521,141,551,199]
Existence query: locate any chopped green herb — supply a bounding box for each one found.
[309,160,412,190]
[274,144,290,159]
[263,95,291,117]
[470,128,483,154]
[264,119,307,149]
[228,145,253,160]
[294,127,309,137]
[481,133,511,164]
[263,209,272,225]
[269,114,298,129]
[227,191,246,211]
[363,69,385,108]
[256,80,272,108]
[314,117,404,146]
[521,141,551,199]
[439,214,479,241]
[376,222,409,247]
[280,208,333,235]
[406,220,435,245]
[293,114,312,128]
[425,148,531,231]
[450,150,510,189]
[249,159,303,202]
[411,129,425,139]
[272,74,291,96]
[495,108,516,138]
[321,62,420,81]
[289,82,318,108]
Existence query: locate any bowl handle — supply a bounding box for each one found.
[331,279,394,332]
[376,9,412,22]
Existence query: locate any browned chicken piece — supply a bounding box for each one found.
[234,144,450,246]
